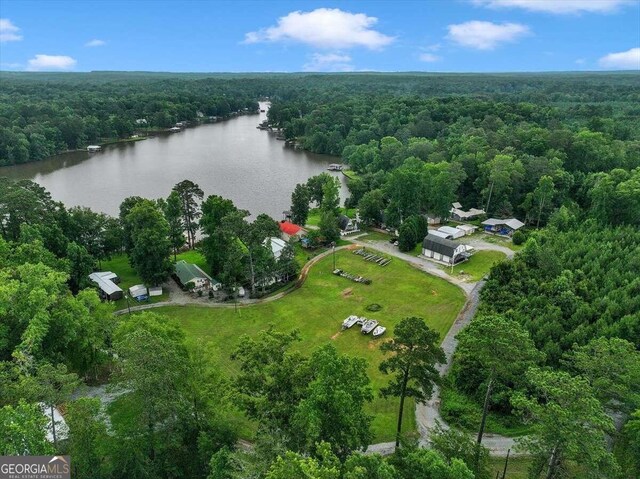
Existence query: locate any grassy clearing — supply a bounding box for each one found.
[477,232,524,252]
[306,207,357,228]
[151,249,466,442]
[342,169,359,180]
[489,456,531,479]
[357,230,393,242]
[442,250,507,282]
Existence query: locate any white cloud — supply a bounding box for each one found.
[447,21,530,50]
[244,8,394,50]
[27,54,77,71]
[575,58,586,65]
[303,52,354,72]
[85,39,106,47]
[0,62,23,69]
[0,18,22,42]
[471,0,634,14]
[598,47,640,69]
[419,53,441,62]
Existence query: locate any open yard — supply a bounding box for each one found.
[149,249,466,443]
[441,250,507,282]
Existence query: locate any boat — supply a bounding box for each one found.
[169,126,181,132]
[87,145,102,152]
[341,315,360,330]
[361,319,379,334]
[327,163,343,171]
[372,326,386,338]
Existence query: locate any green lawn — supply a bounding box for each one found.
[489,456,531,479]
[150,249,466,443]
[357,230,393,242]
[306,207,357,228]
[442,250,507,282]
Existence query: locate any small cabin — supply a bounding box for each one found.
[175,260,221,292]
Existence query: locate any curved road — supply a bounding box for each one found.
[350,236,518,457]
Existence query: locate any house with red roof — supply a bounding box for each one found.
[279,221,307,241]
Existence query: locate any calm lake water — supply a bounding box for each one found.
[0,104,347,218]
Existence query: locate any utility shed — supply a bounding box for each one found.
[89,271,123,301]
[422,234,467,265]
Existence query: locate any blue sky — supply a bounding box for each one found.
[1,0,639,72]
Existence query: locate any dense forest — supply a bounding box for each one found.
[1,72,639,478]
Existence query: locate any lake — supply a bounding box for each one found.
[0,104,347,218]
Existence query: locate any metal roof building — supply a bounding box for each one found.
[89,271,123,301]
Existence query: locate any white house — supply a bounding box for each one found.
[265,237,287,260]
[422,233,468,265]
[339,214,360,235]
[438,225,466,239]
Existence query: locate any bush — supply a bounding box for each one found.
[366,303,383,311]
[512,230,526,245]
[208,290,214,299]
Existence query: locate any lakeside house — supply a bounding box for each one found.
[265,237,288,260]
[279,221,306,241]
[339,214,360,235]
[422,233,468,266]
[481,218,524,236]
[175,260,221,292]
[88,271,123,301]
[450,202,485,221]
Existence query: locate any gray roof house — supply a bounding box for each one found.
[339,214,359,234]
[89,271,123,301]
[481,218,524,236]
[422,234,468,265]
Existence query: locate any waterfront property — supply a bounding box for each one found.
[88,271,123,300]
[339,214,360,235]
[153,249,466,442]
[422,233,468,265]
[265,236,287,260]
[175,260,221,291]
[482,218,525,236]
[279,221,306,241]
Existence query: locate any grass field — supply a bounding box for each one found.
[442,250,507,282]
[150,249,466,442]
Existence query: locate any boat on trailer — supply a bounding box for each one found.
[372,326,386,338]
[342,315,361,330]
[361,319,379,334]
